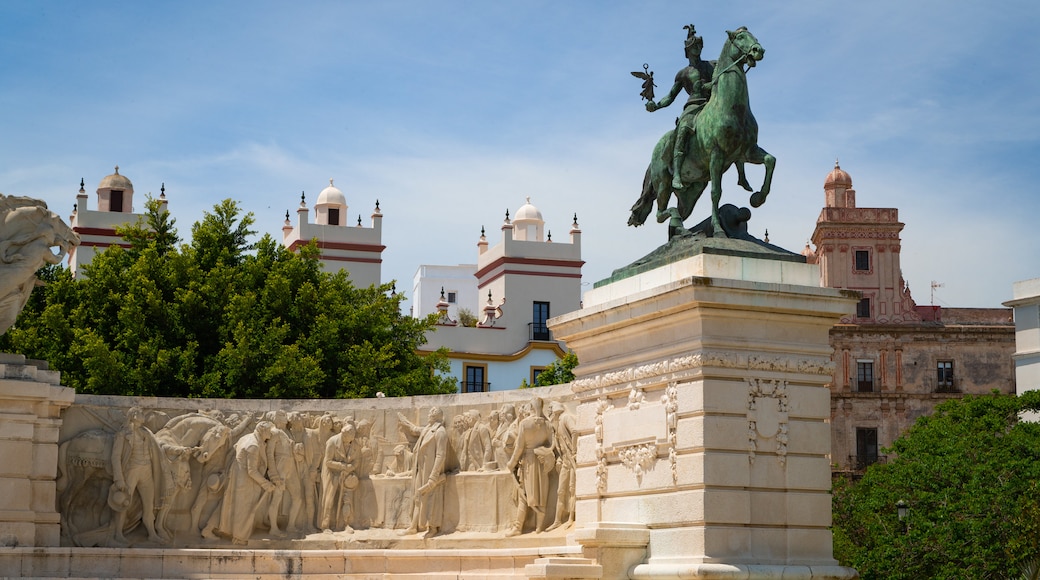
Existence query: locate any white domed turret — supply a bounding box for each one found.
[315,178,348,226]
[513,197,545,241]
[96,165,134,213]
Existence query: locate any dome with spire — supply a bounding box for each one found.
[824,160,852,190]
[514,197,543,222]
[98,166,133,191]
[316,178,347,207]
[512,197,545,241]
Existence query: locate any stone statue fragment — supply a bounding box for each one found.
[0,194,79,335]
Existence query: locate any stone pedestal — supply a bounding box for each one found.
[550,249,860,579]
[0,354,75,547]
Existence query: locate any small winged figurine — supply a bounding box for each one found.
[631,63,656,102]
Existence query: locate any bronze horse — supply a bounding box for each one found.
[629,27,776,237]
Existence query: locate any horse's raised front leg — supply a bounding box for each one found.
[746,146,776,208]
[709,149,727,238]
[736,162,753,192]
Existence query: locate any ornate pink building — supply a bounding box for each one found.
[805,162,1015,474]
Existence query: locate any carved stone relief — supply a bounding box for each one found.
[56,394,578,547]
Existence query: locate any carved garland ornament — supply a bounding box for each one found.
[572,351,834,393]
[662,382,679,485]
[594,396,609,493]
[746,378,789,466]
[617,443,657,484]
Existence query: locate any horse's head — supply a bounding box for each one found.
[193,424,231,463]
[725,27,765,68]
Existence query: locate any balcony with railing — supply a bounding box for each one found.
[847,454,888,472]
[529,322,552,342]
[935,377,959,394]
[460,380,491,393]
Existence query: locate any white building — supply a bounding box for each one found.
[1005,278,1040,398]
[411,264,479,321]
[281,179,384,288]
[69,166,162,277]
[414,198,584,392]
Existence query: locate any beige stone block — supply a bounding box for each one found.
[30,480,56,513]
[117,549,166,578]
[701,380,756,415]
[749,527,788,562]
[598,495,645,523]
[343,550,389,574]
[574,498,598,525]
[702,415,757,452]
[32,443,60,480]
[787,492,832,528]
[206,549,254,575]
[251,550,305,574]
[35,522,60,548]
[788,528,839,564]
[786,420,831,456]
[19,547,71,577]
[645,527,707,562]
[0,440,33,477]
[0,477,30,511]
[458,554,491,575]
[162,549,215,577]
[0,521,35,548]
[575,434,598,466]
[703,489,751,526]
[785,456,833,491]
[702,525,751,561]
[785,384,831,419]
[750,491,789,527]
[0,550,22,576]
[702,451,752,488]
[674,380,706,416]
[675,415,705,450]
[748,452,787,488]
[300,551,348,575]
[0,417,33,440]
[639,490,706,527]
[574,465,600,498]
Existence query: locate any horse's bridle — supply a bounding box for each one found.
[709,30,762,88]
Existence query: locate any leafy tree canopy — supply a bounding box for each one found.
[533,350,578,387]
[833,390,1040,579]
[0,197,457,399]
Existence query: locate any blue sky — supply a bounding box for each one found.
[2,1,1038,308]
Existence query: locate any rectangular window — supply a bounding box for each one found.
[462,364,487,393]
[856,361,874,392]
[937,360,954,391]
[532,301,550,341]
[855,427,879,470]
[856,297,871,319]
[531,367,546,385]
[328,208,340,226]
[110,190,124,213]
[447,291,457,304]
[854,250,870,271]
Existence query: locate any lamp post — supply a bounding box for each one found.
[896,499,909,534]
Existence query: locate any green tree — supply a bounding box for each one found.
[833,390,1040,579]
[1,199,456,399]
[532,350,578,387]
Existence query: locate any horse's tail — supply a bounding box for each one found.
[628,165,656,227]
